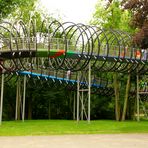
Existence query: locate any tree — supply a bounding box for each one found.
[121,73,131,121]
[0,0,37,20]
[91,0,134,32]
[122,0,148,48]
[90,0,135,121]
[114,73,120,121]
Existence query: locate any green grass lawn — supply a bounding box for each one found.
[0,120,148,136]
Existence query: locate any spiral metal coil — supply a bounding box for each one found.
[0,19,147,74]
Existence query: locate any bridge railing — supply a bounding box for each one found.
[38,37,82,52]
[0,37,37,51]
[0,37,146,61]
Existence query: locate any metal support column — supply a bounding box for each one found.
[77,72,80,122]
[76,62,91,122]
[15,77,19,120]
[81,91,84,120]
[136,74,140,121]
[0,73,4,125]
[88,62,91,123]
[73,92,76,120]
[22,75,27,122]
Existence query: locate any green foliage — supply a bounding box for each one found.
[0,0,37,20]
[2,76,115,121]
[0,0,55,33]
[91,95,114,119]
[3,77,17,120]
[23,78,73,119]
[90,0,135,33]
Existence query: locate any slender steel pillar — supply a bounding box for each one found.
[0,73,4,125]
[77,72,80,122]
[136,74,140,121]
[15,77,19,120]
[88,62,91,123]
[81,91,84,120]
[22,75,27,122]
[73,92,76,120]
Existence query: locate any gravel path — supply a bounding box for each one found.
[0,134,148,148]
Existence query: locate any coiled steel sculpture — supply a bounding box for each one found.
[0,19,147,74]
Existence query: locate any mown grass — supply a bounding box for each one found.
[0,120,148,136]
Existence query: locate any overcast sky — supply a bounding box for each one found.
[39,0,98,23]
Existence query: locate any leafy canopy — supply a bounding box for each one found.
[90,0,134,33]
[0,0,37,19]
[122,0,148,48]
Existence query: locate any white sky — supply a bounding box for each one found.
[39,0,98,23]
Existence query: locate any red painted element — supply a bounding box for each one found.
[135,50,141,58]
[49,50,65,58]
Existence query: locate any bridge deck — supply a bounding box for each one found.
[0,49,147,64]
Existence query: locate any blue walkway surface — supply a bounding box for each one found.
[18,71,104,88]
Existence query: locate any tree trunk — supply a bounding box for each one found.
[48,99,51,119]
[114,73,120,121]
[16,78,21,120]
[121,73,131,121]
[28,96,32,120]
